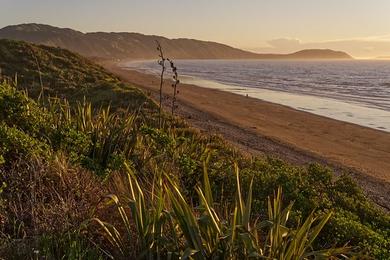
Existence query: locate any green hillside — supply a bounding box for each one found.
[0,39,149,108]
[0,40,388,259]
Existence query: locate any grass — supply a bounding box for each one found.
[0,39,389,258]
[0,38,152,110]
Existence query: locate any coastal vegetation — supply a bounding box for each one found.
[0,39,388,259]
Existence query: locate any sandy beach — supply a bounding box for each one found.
[103,63,390,209]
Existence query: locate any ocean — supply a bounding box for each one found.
[123,60,390,132]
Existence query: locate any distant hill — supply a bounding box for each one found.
[248,49,353,60]
[0,23,353,60]
[377,56,390,60]
[282,49,353,59]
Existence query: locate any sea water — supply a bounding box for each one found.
[123,60,390,132]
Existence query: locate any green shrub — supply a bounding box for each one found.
[0,123,49,163]
[51,125,91,162]
[320,210,389,258]
[0,82,51,139]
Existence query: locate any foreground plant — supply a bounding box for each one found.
[94,158,351,259]
[47,98,141,175]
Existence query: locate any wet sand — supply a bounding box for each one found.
[103,63,390,210]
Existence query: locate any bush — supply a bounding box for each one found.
[0,123,49,163]
[320,210,390,258]
[0,83,52,137]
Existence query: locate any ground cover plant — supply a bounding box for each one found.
[0,40,388,259]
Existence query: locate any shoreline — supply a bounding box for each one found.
[122,60,390,133]
[103,62,390,210]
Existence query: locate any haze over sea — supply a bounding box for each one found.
[124,60,390,132]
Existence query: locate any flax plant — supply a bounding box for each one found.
[47,98,140,171]
[93,158,350,259]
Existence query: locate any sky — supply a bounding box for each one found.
[1,0,390,58]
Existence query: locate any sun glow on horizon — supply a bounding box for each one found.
[1,0,390,58]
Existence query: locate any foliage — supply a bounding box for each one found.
[0,39,152,110]
[94,161,350,259]
[0,81,388,258]
[0,122,49,163]
[0,81,50,137]
[0,40,388,258]
[37,232,104,260]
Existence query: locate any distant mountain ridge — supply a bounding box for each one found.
[0,23,353,60]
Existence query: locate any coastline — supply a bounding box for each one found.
[123,59,390,132]
[103,62,390,209]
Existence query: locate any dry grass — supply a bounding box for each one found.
[0,154,105,238]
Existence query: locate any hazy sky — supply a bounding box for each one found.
[1,0,390,58]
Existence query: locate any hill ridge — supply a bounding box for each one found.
[0,23,353,60]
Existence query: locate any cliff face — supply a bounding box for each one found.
[0,24,353,60]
